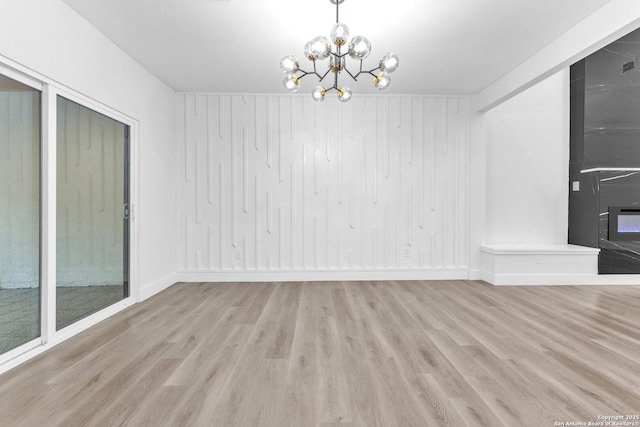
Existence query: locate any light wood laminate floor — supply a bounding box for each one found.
[1,280,639,426]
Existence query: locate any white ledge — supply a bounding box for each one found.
[481,244,600,256]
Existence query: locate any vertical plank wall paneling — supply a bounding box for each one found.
[178,94,470,279]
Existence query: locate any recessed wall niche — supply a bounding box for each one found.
[569,27,640,273]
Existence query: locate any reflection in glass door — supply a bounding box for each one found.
[56,96,129,330]
[0,74,41,355]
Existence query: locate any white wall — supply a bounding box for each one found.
[177,94,470,281]
[483,70,570,245]
[0,0,177,297]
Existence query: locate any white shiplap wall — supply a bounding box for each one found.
[177,94,470,281]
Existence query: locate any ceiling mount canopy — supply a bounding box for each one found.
[280,0,399,102]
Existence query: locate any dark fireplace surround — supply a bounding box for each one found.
[569,28,640,274]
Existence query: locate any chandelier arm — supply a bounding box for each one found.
[318,68,332,82]
[309,61,322,80]
[343,67,358,81]
[365,67,382,77]
[301,70,325,82]
[351,60,364,79]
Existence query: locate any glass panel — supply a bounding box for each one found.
[56,96,129,330]
[0,74,41,355]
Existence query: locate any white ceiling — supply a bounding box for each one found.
[61,0,615,95]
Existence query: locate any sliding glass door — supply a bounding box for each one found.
[56,96,129,330]
[0,74,41,355]
[0,64,136,367]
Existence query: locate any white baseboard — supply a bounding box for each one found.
[468,268,494,284]
[137,273,178,301]
[488,273,640,286]
[177,268,470,283]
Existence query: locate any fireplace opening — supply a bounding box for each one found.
[608,207,640,241]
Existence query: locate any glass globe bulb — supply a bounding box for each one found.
[337,86,352,102]
[373,72,390,90]
[304,41,314,61]
[348,36,371,60]
[310,36,331,60]
[311,86,326,102]
[379,53,399,73]
[283,74,300,92]
[330,23,349,46]
[280,55,299,74]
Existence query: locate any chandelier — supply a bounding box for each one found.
[279,0,399,102]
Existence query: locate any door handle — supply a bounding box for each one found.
[123,203,130,220]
